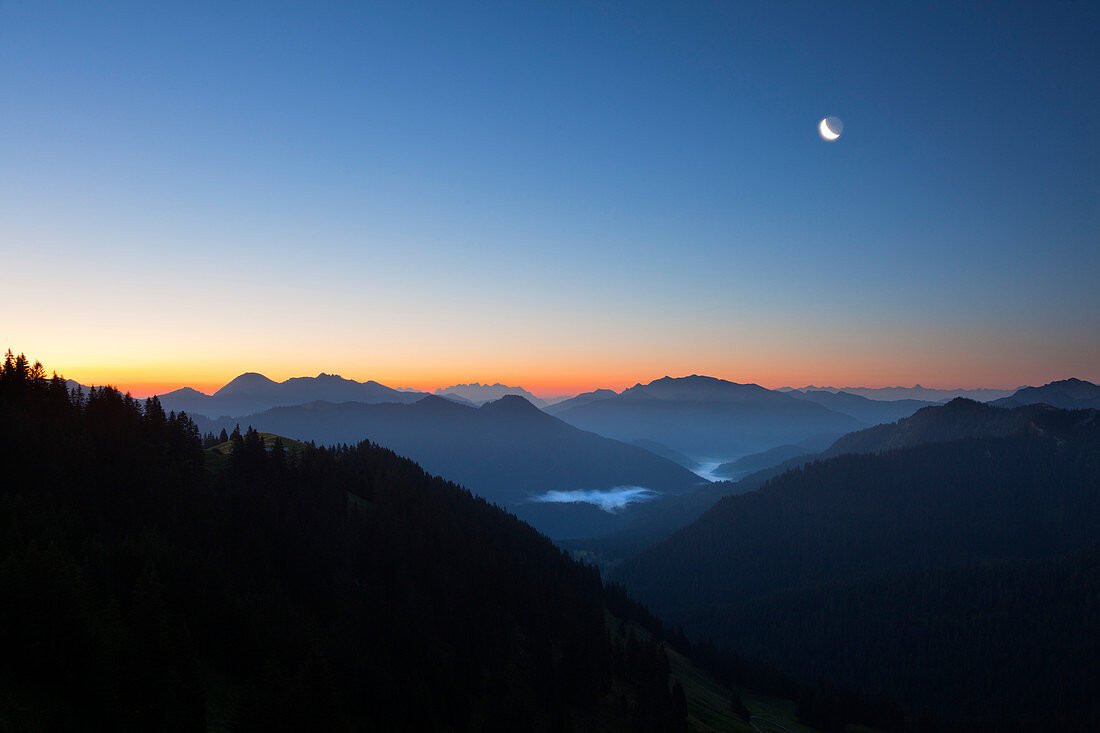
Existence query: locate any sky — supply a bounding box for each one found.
[3,0,1098,397]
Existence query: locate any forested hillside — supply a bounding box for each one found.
[616,403,1100,731]
[193,394,703,514]
[0,353,687,732]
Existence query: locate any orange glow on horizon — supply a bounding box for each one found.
[57,363,1040,401]
[30,330,1091,402]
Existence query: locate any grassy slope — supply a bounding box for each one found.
[607,613,866,733]
[208,432,310,455]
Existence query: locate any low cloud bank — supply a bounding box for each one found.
[530,486,656,513]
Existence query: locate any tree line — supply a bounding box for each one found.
[0,351,690,731]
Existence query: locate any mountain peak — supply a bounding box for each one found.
[479,394,540,413]
[1045,377,1096,389]
[412,395,472,413]
[992,378,1100,410]
[623,375,773,403]
[214,372,279,397]
[434,382,547,407]
[942,396,982,407]
[163,386,211,397]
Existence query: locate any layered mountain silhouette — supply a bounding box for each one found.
[613,400,1100,729]
[721,396,1084,491]
[573,397,1100,580]
[548,388,618,412]
[786,389,933,425]
[990,377,1100,410]
[434,382,548,407]
[783,384,1020,401]
[158,372,427,417]
[197,395,704,533]
[712,444,813,479]
[546,375,862,458]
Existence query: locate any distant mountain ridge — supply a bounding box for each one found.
[546,388,618,412]
[786,389,933,425]
[731,396,1092,492]
[194,394,705,537]
[991,377,1100,410]
[785,384,1020,402]
[546,375,862,459]
[826,397,1082,454]
[434,382,547,407]
[157,372,428,417]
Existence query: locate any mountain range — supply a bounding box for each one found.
[546,375,864,459]
[785,389,934,425]
[434,382,548,407]
[780,384,1020,402]
[712,378,1100,487]
[30,358,1100,729]
[990,376,1100,410]
[158,372,428,418]
[157,373,1099,545]
[195,394,705,536]
[566,380,1100,571]
[614,398,1100,729]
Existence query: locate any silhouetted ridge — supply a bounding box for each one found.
[787,389,933,426]
[159,371,427,418]
[213,371,278,396]
[548,388,618,412]
[547,375,861,457]
[828,398,1086,456]
[411,394,472,412]
[615,399,1100,731]
[622,375,778,402]
[189,392,704,530]
[992,377,1100,410]
[434,382,547,407]
[479,394,540,413]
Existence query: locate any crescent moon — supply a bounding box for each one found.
[819,118,840,141]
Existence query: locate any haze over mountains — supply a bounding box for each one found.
[119,360,1100,541]
[546,376,865,460]
[990,377,1100,410]
[150,370,1100,542]
[780,384,1019,402]
[561,379,1100,566]
[27,355,1100,729]
[785,389,934,426]
[151,370,1091,424]
[195,394,704,534]
[158,372,427,417]
[434,382,548,407]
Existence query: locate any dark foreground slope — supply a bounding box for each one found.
[616,401,1100,731]
[0,356,689,732]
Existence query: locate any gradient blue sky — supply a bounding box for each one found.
[3,1,1098,395]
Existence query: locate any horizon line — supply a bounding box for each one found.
[53,368,1045,401]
